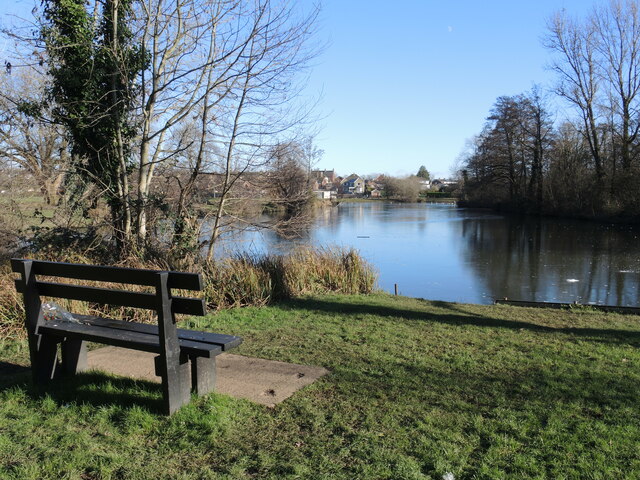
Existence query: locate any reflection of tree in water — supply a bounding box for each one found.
[459,215,640,305]
[272,211,313,241]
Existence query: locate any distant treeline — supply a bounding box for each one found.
[460,1,640,221]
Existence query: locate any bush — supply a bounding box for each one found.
[382,176,421,202]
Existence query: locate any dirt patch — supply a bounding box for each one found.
[87,347,329,407]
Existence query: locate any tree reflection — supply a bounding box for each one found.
[460,214,640,305]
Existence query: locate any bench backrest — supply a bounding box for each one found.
[12,259,209,413]
[11,259,206,316]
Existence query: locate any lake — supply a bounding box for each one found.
[214,201,640,306]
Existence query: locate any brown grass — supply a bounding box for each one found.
[0,246,377,339]
[203,246,377,308]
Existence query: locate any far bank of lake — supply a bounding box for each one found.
[213,202,640,306]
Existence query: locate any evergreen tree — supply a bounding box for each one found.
[416,165,430,180]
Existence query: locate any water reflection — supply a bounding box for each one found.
[211,202,640,306]
[459,214,640,305]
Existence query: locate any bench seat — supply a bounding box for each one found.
[38,320,224,358]
[71,315,242,351]
[37,315,243,396]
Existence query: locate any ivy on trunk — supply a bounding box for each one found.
[41,0,146,253]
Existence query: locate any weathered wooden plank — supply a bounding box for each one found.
[155,271,191,415]
[14,259,48,385]
[60,339,87,375]
[73,315,243,350]
[34,336,60,385]
[35,282,157,309]
[192,356,216,395]
[11,258,202,291]
[173,297,207,316]
[14,280,205,316]
[38,322,221,358]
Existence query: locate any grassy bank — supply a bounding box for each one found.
[1,294,639,478]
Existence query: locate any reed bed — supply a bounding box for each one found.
[0,246,377,339]
[203,246,377,308]
[0,265,25,342]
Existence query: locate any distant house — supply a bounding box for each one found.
[418,179,431,191]
[340,174,365,195]
[431,179,458,192]
[365,177,384,192]
[313,190,332,200]
[311,169,337,190]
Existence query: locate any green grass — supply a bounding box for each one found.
[1,293,639,479]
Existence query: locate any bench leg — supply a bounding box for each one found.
[155,353,191,415]
[191,356,217,396]
[60,339,87,375]
[33,336,59,386]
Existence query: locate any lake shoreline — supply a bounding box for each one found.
[218,202,640,307]
[457,199,640,225]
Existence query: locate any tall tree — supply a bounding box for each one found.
[518,88,554,206]
[130,0,319,253]
[0,69,68,205]
[29,0,319,256]
[488,96,525,202]
[592,0,640,173]
[462,90,553,210]
[40,0,146,249]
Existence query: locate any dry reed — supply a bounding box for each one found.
[0,246,377,339]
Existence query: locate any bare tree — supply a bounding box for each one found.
[546,9,604,181]
[592,0,640,173]
[518,87,554,206]
[132,0,320,252]
[267,141,311,213]
[488,96,526,202]
[0,69,68,205]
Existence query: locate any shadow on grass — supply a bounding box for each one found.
[0,361,29,376]
[0,368,164,413]
[333,354,640,416]
[284,297,640,346]
[287,301,640,411]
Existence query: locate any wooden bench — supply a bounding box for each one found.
[11,258,242,415]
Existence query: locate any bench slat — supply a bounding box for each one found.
[73,315,243,350]
[38,322,222,358]
[14,281,206,316]
[11,259,202,290]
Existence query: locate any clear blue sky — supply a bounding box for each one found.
[1,0,598,178]
[304,0,596,178]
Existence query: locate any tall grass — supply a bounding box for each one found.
[0,246,377,339]
[0,264,24,342]
[203,247,377,309]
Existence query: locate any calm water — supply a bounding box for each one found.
[214,202,640,306]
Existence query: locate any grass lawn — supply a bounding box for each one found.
[1,293,639,479]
